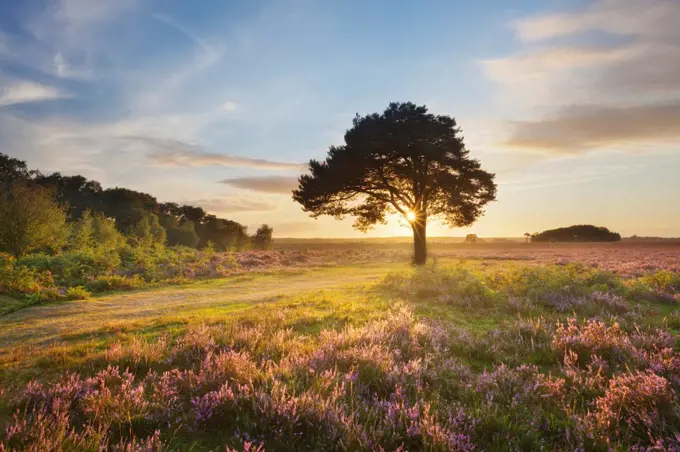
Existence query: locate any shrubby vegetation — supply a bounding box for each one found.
[0,262,678,450]
[0,153,273,304]
[532,225,621,242]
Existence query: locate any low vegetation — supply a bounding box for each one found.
[1,259,678,450]
[0,153,277,309]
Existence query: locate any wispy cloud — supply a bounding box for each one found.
[221,101,238,111]
[187,197,277,214]
[220,175,299,194]
[484,0,680,154]
[135,136,305,170]
[0,79,68,106]
[26,0,141,44]
[53,52,93,80]
[151,13,217,57]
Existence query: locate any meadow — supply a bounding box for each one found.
[1,242,679,451]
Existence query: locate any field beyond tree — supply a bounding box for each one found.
[1,241,679,451]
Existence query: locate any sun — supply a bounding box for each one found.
[406,210,416,222]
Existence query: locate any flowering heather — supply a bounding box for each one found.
[1,259,679,451]
[588,371,677,444]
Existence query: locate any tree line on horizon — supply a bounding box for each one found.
[0,153,272,256]
[530,225,621,243]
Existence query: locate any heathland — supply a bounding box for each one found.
[1,241,679,451]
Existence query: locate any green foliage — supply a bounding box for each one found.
[0,183,69,256]
[0,153,30,187]
[164,217,200,248]
[70,210,95,251]
[532,224,621,242]
[91,214,125,249]
[85,275,146,292]
[17,249,122,286]
[128,211,166,247]
[65,286,91,300]
[0,254,48,294]
[2,153,266,253]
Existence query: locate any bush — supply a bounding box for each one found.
[85,275,146,293]
[0,253,52,295]
[65,286,91,300]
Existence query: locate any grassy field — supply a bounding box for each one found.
[1,243,679,451]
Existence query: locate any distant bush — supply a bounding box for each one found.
[532,225,621,243]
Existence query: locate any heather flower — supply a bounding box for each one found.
[589,370,676,444]
[552,318,633,365]
[191,383,235,425]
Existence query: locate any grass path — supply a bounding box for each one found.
[0,264,402,348]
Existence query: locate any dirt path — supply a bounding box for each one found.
[0,265,395,347]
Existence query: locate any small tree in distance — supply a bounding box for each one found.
[252,224,273,250]
[293,102,497,264]
[0,183,69,256]
[524,232,531,244]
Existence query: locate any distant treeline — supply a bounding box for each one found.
[0,153,272,254]
[625,235,680,242]
[531,225,621,243]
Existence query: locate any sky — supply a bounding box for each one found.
[1,0,679,238]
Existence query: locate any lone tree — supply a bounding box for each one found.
[524,232,531,244]
[293,102,497,264]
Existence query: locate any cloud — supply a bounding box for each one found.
[53,52,93,80]
[484,0,680,154]
[221,101,238,111]
[151,14,217,57]
[220,176,299,194]
[507,103,680,152]
[515,0,680,43]
[187,197,277,214]
[132,136,305,170]
[0,80,68,106]
[26,0,141,43]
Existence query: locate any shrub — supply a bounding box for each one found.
[85,275,146,293]
[65,286,91,300]
[0,254,53,295]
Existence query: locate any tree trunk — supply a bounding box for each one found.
[412,218,427,265]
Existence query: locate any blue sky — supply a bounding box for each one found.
[1,0,679,237]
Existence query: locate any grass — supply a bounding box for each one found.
[0,254,679,451]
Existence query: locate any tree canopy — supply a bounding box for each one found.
[293,102,496,264]
[531,225,621,242]
[0,183,69,256]
[0,153,271,253]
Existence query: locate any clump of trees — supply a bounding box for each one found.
[293,102,496,265]
[531,225,621,243]
[463,234,479,244]
[0,153,273,257]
